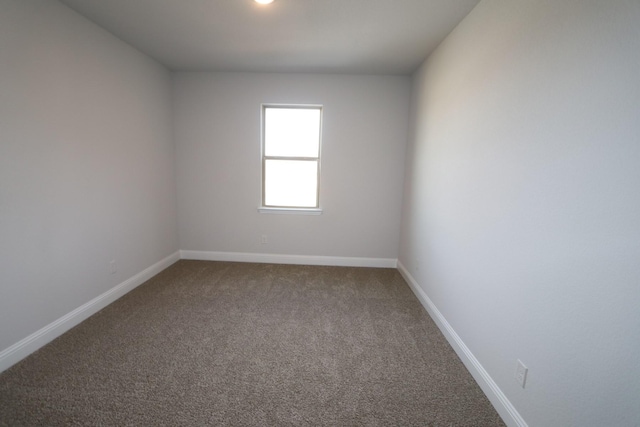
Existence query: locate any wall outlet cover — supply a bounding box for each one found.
[516,359,528,388]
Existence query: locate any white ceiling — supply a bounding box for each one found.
[58,0,480,75]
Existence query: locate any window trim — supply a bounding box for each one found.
[257,207,323,215]
[259,103,323,213]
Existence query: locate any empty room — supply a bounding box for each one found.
[1,0,639,426]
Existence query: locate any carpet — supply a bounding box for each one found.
[0,260,506,426]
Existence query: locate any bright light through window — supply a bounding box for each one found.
[262,105,322,209]
[265,160,318,207]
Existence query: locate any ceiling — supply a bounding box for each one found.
[58,0,480,75]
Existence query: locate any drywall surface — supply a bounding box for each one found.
[399,1,640,426]
[174,72,410,259]
[0,0,178,353]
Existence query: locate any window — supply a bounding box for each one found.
[260,104,322,213]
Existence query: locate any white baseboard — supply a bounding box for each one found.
[180,250,397,268]
[0,251,180,374]
[396,261,528,427]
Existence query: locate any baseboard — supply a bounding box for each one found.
[396,261,528,427]
[180,250,397,268]
[0,251,180,374]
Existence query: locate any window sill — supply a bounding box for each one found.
[258,207,323,215]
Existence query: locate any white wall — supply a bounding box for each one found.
[399,1,640,426]
[0,0,178,357]
[174,72,410,261]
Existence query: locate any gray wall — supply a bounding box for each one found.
[399,1,640,426]
[0,0,178,352]
[174,72,410,260]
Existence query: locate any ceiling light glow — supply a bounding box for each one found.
[255,0,274,4]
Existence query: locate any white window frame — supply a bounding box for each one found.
[258,104,323,215]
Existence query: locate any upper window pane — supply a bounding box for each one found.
[264,108,321,157]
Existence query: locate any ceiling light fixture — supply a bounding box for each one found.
[254,0,274,4]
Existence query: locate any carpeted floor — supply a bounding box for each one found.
[0,260,506,426]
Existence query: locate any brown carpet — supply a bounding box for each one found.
[0,260,505,426]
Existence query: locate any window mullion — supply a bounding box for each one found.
[264,155,319,161]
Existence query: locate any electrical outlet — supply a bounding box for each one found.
[515,359,528,388]
[261,235,268,244]
[109,260,117,274]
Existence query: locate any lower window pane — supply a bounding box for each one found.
[265,159,318,207]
